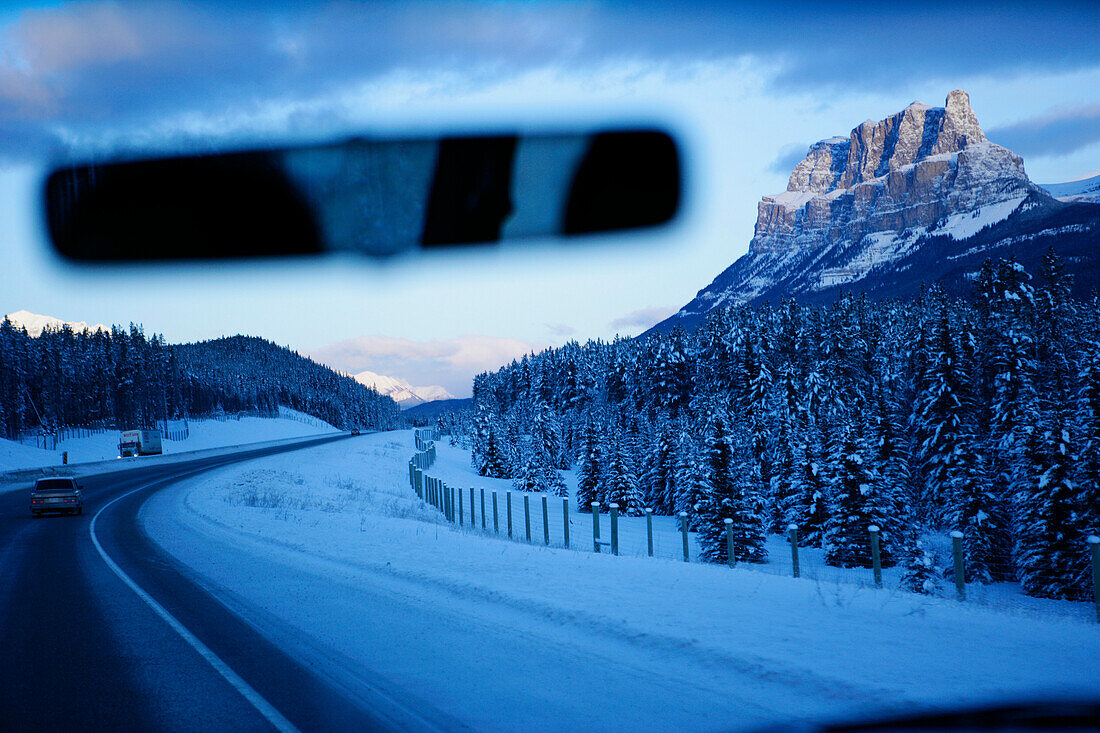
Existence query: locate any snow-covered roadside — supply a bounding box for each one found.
[143,430,1100,731]
[0,408,339,474]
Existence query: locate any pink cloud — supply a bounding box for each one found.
[309,334,543,397]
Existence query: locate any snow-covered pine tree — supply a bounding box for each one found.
[786,435,830,547]
[696,414,767,563]
[475,411,509,478]
[899,540,941,595]
[645,418,678,514]
[823,418,896,568]
[1015,420,1090,600]
[512,438,567,496]
[944,452,1009,583]
[1076,340,1100,537]
[605,429,644,515]
[673,425,709,528]
[915,304,970,525]
[576,417,602,512]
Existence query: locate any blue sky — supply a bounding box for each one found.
[1,1,1098,395]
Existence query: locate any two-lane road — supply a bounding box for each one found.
[0,435,399,733]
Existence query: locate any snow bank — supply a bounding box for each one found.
[0,411,339,473]
[143,430,1100,731]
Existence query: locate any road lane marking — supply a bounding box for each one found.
[91,481,301,733]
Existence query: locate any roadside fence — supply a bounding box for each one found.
[405,440,1100,623]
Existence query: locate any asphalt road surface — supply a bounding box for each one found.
[0,434,397,733]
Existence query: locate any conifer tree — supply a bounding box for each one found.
[576,417,602,512]
[1015,422,1089,600]
[899,540,941,595]
[824,421,896,568]
[605,430,644,515]
[697,414,767,563]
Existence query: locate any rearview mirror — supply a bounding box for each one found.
[43,128,681,261]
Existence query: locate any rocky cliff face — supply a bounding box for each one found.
[655,91,1099,331]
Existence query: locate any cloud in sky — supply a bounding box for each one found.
[1,1,1097,160]
[309,333,542,397]
[609,306,678,333]
[769,143,807,177]
[544,323,576,337]
[987,105,1100,159]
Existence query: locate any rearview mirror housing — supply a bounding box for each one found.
[44,128,682,262]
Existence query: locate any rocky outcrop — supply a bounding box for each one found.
[653,91,1099,333]
[752,90,1027,256]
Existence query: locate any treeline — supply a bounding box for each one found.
[0,324,401,437]
[469,251,1100,601]
[173,336,401,431]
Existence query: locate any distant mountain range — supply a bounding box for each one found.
[1040,172,1100,204]
[654,90,1099,332]
[350,370,454,409]
[5,309,107,337]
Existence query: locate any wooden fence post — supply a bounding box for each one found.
[869,525,883,588]
[724,518,734,567]
[524,495,531,542]
[563,497,570,548]
[951,530,966,601]
[609,503,619,556]
[592,502,601,553]
[645,508,653,557]
[542,496,550,546]
[1089,536,1100,623]
[679,512,689,562]
[507,492,513,538]
[788,524,800,578]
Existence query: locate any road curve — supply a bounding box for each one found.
[0,435,397,733]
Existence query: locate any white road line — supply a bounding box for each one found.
[90,480,301,733]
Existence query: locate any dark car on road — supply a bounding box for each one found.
[30,478,84,517]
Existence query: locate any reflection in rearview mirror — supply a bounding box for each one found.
[43,129,681,262]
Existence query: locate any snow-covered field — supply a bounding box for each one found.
[143,430,1100,732]
[0,408,338,474]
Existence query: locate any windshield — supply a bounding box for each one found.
[1,2,1098,732]
[33,479,75,492]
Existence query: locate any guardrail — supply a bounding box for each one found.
[405,434,1100,623]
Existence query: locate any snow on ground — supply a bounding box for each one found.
[143,430,1100,732]
[0,408,338,473]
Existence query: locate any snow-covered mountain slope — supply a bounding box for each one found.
[1040,172,1100,204]
[4,309,107,337]
[655,91,1100,332]
[352,370,454,409]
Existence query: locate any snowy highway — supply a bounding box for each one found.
[0,434,380,732]
[2,430,1097,732]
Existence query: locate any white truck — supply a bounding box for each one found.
[118,429,163,457]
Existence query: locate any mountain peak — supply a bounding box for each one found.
[653,91,1098,332]
[351,370,455,409]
